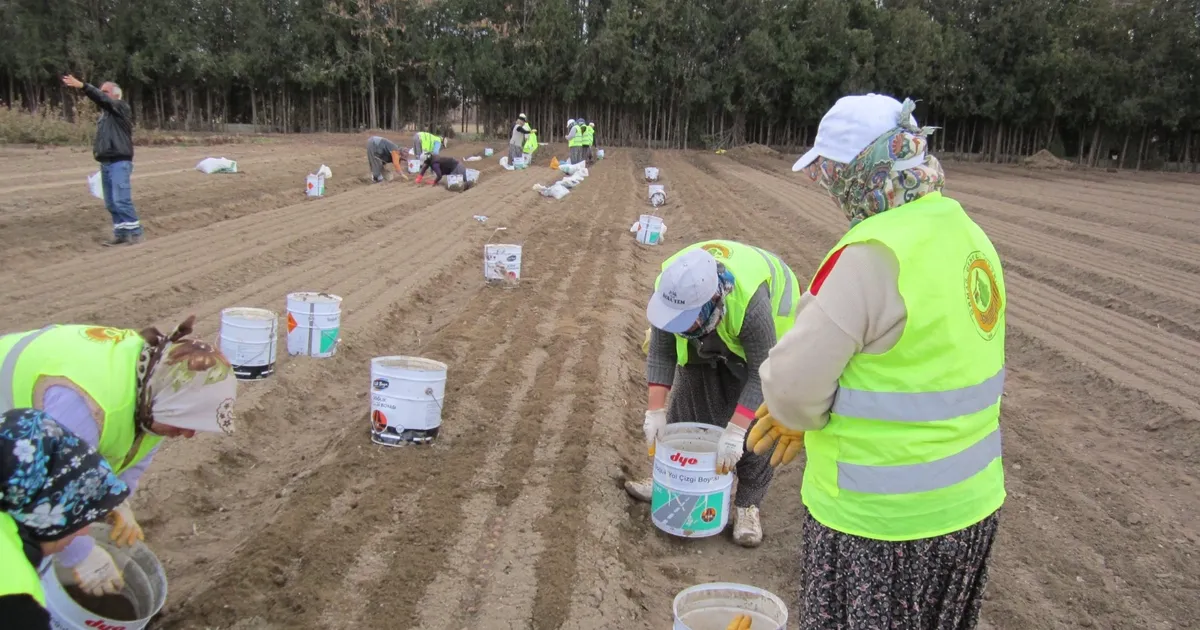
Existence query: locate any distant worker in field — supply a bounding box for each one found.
[366,135,408,183]
[523,128,539,165]
[508,114,531,165]
[412,131,446,158]
[415,153,470,190]
[0,316,238,597]
[565,118,586,165]
[60,74,143,247]
[627,240,800,547]
[582,121,595,165]
[750,94,1007,628]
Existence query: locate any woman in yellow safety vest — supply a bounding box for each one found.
[628,240,800,547]
[1,408,131,628]
[749,94,1006,629]
[0,315,237,598]
[523,128,539,165]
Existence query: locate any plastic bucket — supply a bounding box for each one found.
[649,184,667,207]
[40,523,168,630]
[305,173,325,197]
[219,307,278,380]
[286,292,342,358]
[484,148,494,157]
[407,159,422,174]
[465,168,480,183]
[636,215,664,245]
[597,149,605,159]
[484,244,522,283]
[672,583,788,630]
[645,166,659,181]
[513,156,527,169]
[370,356,448,446]
[651,423,732,538]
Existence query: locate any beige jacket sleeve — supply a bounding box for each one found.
[759,242,908,431]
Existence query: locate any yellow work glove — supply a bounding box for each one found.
[107,502,144,547]
[726,614,752,630]
[747,403,804,467]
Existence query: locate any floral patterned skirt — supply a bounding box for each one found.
[799,509,1000,630]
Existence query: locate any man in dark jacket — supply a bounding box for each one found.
[62,74,142,246]
[415,154,470,189]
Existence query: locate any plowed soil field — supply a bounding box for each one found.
[2,134,1197,630]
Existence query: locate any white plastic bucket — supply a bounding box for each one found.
[645,166,660,181]
[305,173,325,197]
[445,174,465,190]
[484,148,494,157]
[513,156,527,169]
[649,184,667,207]
[40,523,168,630]
[651,423,732,538]
[484,244,522,283]
[370,356,448,446]
[219,307,278,380]
[407,159,422,174]
[286,292,342,358]
[465,168,480,183]
[636,215,665,245]
[597,149,605,159]
[672,583,788,630]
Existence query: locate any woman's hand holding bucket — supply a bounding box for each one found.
[643,409,667,456]
[748,403,804,467]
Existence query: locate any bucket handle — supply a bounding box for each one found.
[484,226,507,246]
[425,387,443,411]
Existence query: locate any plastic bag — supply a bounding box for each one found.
[87,171,104,200]
[317,164,333,179]
[546,183,571,200]
[549,157,560,170]
[196,157,238,174]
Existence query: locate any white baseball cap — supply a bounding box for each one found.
[646,249,719,333]
[792,93,918,172]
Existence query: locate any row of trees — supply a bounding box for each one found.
[2,0,1198,169]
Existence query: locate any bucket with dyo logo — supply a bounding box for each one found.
[650,423,733,538]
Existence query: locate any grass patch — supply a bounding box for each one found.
[0,103,264,147]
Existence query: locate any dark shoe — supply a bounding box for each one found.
[102,235,130,247]
[128,233,145,245]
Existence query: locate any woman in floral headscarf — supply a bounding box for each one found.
[0,315,237,596]
[749,95,1007,630]
[1,408,130,628]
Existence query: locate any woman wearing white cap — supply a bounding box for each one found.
[749,95,1006,628]
[509,114,531,165]
[0,315,237,597]
[627,240,800,547]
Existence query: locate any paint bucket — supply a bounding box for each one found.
[484,148,494,157]
[484,244,522,283]
[407,159,422,174]
[219,307,278,380]
[649,184,667,207]
[513,156,527,169]
[651,423,732,538]
[645,166,659,181]
[445,174,465,191]
[672,583,788,630]
[369,356,448,445]
[286,292,342,358]
[636,215,665,245]
[305,173,325,197]
[597,149,605,159]
[465,168,480,183]
[39,523,168,630]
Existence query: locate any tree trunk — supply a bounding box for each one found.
[1087,125,1102,167]
[1135,127,1147,170]
[1119,130,1131,169]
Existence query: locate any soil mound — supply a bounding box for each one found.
[1024,149,1074,170]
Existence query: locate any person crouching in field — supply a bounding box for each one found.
[61,74,143,247]
[366,136,409,183]
[416,154,471,190]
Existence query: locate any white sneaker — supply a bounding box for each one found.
[624,477,653,503]
[732,506,763,547]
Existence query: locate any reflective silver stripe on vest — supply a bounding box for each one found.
[838,428,1002,495]
[0,326,54,412]
[752,247,796,318]
[832,367,1005,422]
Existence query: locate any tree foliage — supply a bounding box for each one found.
[1,0,1197,167]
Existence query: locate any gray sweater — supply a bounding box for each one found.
[647,284,775,413]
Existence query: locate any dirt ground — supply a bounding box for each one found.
[1,134,1197,630]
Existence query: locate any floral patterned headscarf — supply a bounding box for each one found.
[1,409,129,541]
[679,263,736,340]
[803,98,945,228]
[135,316,237,436]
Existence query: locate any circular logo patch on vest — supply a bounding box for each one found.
[699,242,732,260]
[964,252,1002,340]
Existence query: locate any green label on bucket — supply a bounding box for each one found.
[320,327,339,354]
[651,481,727,535]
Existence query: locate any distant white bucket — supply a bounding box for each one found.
[306,173,325,197]
[286,292,342,357]
[465,168,480,183]
[649,184,667,207]
[672,583,788,630]
[651,423,732,538]
[370,356,448,446]
[40,523,167,630]
[484,148,494,157]
[636,215,665,245]
[484,244,522,283]
[645,166,660,181]
[219,307,278,380]
[407,159,422,174]
[513,156,527,169]
[597,149,605,159]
